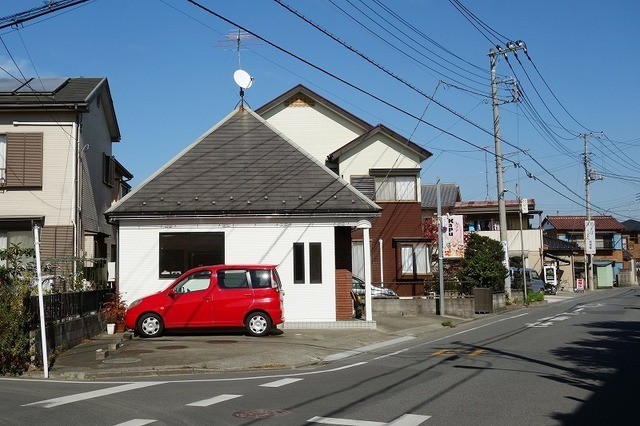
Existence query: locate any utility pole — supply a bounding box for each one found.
[489,40,526,300]
[582,133,603,291]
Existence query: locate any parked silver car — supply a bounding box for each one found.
[352,276,399,298]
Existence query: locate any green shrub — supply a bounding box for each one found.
[525,291,545,304]
[0,284,31,375]
[0,244,35,376]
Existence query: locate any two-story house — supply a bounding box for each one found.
[0,77,130,287]
[256,85,432,296]
[452,198,544,271]
[542,215,625,288]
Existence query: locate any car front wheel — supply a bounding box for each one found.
[138,313,164,338]
[245,312,272,337]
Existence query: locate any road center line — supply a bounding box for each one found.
[260,378,303,387]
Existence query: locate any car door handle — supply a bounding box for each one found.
[244,293,252,298]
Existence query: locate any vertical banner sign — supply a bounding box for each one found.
[585,220,596,255]
[440,214,465,258]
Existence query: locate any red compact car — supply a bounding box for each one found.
[124,265,284,337]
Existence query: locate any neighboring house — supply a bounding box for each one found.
[542,215,626,288]
[256,85,432,295]
[421,183,462,220]
[106,107,381,325]
[621,219,640,268]
[543,235,582,290]
[0,77,130,285]
[453,198,544,271]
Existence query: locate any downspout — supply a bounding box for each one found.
[379,239,384,286]
[72,118,79,265]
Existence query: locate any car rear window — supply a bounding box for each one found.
[249,269,272,288]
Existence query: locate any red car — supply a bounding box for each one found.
[124,265,284,337]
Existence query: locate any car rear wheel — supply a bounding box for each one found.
[245,312,272,337]
[138,313,164,338]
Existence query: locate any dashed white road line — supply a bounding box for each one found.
[22,382,163,408]
[113,420,156,426]
[260,378,303,388]
[308,413,431,425]
[186,394,242,407]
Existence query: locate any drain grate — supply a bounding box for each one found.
[102,357,141,364]
[233,409,290,419]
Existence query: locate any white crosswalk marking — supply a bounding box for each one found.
[22,382,163,408]
[308,413,431,425]
[260,378,303,388]
[187,394,242,407]
[113,420,156,426]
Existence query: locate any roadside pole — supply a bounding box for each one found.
[33,224,49,378]
[436,179,445,316]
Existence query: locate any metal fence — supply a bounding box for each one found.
[26,288,112,331]
[39,257,110,292]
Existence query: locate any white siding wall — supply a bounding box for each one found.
[338,134,422,178]
[118,219,341,322]
[0,112,76,226]
[263,103,363,163]
[477,229,543,270]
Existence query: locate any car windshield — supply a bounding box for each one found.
[530,270,541,280]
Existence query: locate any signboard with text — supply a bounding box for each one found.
[585,220,596,255]
[440,214,465,258]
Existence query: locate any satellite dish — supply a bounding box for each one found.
[233,69,253,89]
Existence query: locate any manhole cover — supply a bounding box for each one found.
[233,409,290,419]
[206,340,238,344]
[102,357,141,364]
[121,349,154,354]
[156,345,188,350]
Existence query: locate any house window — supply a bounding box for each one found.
[293,242,305,283]
[375,176,416,201]
[400,243,431,276]
[631,232,638,244]
[3,133,43,188]
[292,242,323,284]
[351,241,365,280]
[310,242,322,283]
[103,154,115,187]
[0,135,6,185]
[159,232,224,278]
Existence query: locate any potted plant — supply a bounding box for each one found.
[100,291,127,333]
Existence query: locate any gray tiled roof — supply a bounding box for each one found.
[622,219,640,232]
[107,108,381,218]
[421,183,461,209]
[0,77,106,108]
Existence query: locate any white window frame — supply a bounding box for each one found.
[374,176,417,201]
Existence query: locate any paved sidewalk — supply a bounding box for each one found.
[29,288,584,380]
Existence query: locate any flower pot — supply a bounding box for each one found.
[106,323,115,335]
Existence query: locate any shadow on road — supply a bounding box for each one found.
[549,319,640,425]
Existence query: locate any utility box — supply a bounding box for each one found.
[474,287,493,314]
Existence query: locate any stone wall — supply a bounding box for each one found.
[30,314,104,360]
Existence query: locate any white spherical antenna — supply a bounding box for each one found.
[233,69,253,89]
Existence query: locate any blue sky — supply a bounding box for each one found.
[2,0,639,222]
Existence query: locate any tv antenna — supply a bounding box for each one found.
[219,30,256,107]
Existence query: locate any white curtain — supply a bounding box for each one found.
[351,241,365,280]
[401,245,413,273]
[395,176,415,200]
[415,243,428,274]
[375,178,395,201]
[0,135,6,183]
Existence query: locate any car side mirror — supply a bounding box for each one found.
[168,289,176,299]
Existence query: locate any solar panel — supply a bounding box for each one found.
[0,78,28,93]
[15,77,68,94]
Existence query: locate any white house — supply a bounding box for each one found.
[106,107,380,326]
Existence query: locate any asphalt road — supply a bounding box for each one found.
[1,287,638,425]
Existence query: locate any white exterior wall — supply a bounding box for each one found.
[338,134,422,178]
[0,112,76,227]
[118,218,346,322]
[262,103,363,163]
[477,229,543,270]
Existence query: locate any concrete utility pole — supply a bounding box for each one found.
[583,133,603,291]
[489,41,526,299]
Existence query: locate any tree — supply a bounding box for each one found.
[459,233,508,292]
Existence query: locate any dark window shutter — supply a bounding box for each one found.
[350,176,375,200]
[5,133,43,188]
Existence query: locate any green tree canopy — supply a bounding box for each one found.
[459,233,508,292]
